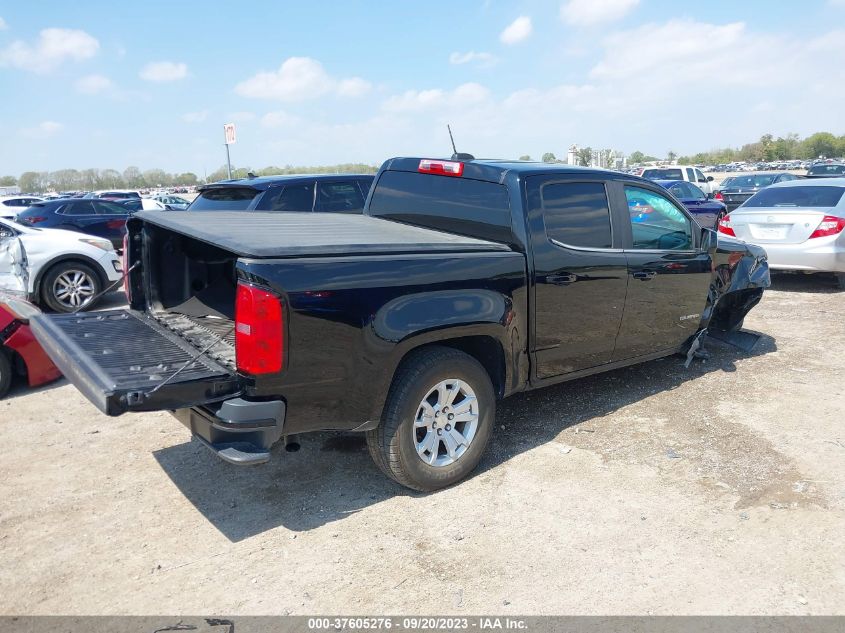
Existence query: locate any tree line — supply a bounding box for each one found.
[2,163,379,193]
[523,131,843,167]
[675,132,845,165]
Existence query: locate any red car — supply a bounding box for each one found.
[0,297,61,398]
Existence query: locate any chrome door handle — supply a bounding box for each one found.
[547,273,578,285]
[632,271,656,281]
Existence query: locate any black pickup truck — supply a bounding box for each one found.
[31,157,770,491]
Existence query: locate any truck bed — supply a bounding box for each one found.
[134,211,512,258]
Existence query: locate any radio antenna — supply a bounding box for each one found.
[447,125,475,161]
[448,124,458,156]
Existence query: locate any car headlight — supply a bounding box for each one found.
[79,238,113,251]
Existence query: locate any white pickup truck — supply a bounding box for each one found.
[641,165,716,195]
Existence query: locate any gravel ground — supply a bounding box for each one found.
[1,273,843,615]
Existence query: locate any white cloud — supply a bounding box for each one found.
[382,83,491,113]
[235,57,369,101]
[590,20,756,81]
[500,16,532,45]
[228,111,256,122]
[0,17,7,30]
[337,77,372,97]
[560,0,640,26]
[139,61,188,82]
[449,51,498,67]
[182,110,209,123]
[75,74,112,94]
[0,28,99,73]
[261,110,300,128]
[20,121,63,139]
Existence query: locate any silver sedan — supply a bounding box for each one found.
[718,178,845,288]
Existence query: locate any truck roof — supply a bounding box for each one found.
[382,157,621,183]
[133,210,512,258]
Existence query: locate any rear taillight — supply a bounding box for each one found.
[418,159,464,177]
[20,215,46,224]
[235,282,284,375]
[122,233,130,300]
[808,215,845,239]
[718,215,736,237]
[714,191,724,201]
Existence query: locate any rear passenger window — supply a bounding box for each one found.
[61,201,97,216]
[258,184,314,212]
[317,181,365,213]
[541,182,612,249]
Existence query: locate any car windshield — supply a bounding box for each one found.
[743,185,845,208]
[189,187,260,211]
[728,175,777,188]
[808,164,845,176]
[643,168,683,180]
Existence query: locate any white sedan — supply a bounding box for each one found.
[0,195,43,220]
[0,218,122,312]
[718,178,845,288]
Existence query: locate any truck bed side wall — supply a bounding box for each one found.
[238,251,529,435]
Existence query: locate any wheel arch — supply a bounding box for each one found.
[366,329,510,425]
[31,254,109,304]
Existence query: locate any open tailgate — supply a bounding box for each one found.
[30,309,241,415]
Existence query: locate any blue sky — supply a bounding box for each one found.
[1,0,844,176]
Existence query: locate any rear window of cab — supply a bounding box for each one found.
[368,170,512,243]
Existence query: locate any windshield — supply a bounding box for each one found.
[727,175,777,188]
[807,164,845,176]
[643,168,683,180]
[743,185,845,208]
[189,187,260,211]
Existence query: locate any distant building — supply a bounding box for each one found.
[565,145,625,169]
[0,186,21,195]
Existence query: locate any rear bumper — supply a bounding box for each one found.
[172,397,286,465]
[762,236,845,273]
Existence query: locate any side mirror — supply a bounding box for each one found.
[707,176,714,181]
[705,192,714,200]
[700,227,717,251]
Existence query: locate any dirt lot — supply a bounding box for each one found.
[1,274,843,615]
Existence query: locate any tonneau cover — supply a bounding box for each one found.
[134,211,512,258]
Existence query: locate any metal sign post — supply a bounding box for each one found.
[223,123,236,180]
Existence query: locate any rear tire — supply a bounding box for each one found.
[41,262,102,313]
[0,349,12,400]
[366,346,495,491]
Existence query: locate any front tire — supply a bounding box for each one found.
[41,262,102,313]
[366,346,495,491]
